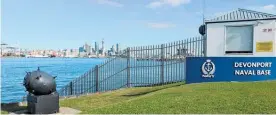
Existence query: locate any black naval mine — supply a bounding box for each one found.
[23,67,59,114]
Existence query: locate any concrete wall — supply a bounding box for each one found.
[206,20,276,57]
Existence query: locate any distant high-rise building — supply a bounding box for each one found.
[116,43,120,54]
[84,42,91,54]
[98,49,103,55]
[90,48,94,54]
[95,42,99,54]
[84,43,88,51]
[111,45,115,53]
[101,39,105,55]
[79,46,84,52]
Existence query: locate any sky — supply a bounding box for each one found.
[1,0,276,50]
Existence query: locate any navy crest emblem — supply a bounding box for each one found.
[202,59,215,78]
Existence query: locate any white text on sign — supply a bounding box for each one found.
[233,62,272,76]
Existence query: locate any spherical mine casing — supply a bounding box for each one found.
[23,68,56,95]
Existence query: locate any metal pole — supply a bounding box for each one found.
[161,44,165,84]
[204,35,207,57]
[127,47,131,87]
[202,0,207,57]
[95,65,99,92]
[70,81,73,95]
[202,0,206,24]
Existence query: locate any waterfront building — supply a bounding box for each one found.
[42,50,46,56]
[72,49,79,57]
[205,8,276,57]
[48,50,53,56]
[79,52,86,57]
[56,50,62,57]
[52,51,57,57]
[1,43,8,56]
[64,49,71,57]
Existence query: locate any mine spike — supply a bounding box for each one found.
[37,67,40,71]
[36,75,41,80]
[26,71,31,75]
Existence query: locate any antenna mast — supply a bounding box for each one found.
[202,0,206,24]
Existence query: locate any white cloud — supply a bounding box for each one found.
[195,11,202,15]
[156,11,162,14]
[194,10,227,20]
[263,4,275,10]
[147,1,164,8]
[147,0,191,9]
[166,0,191,6]
[248,4,276,14]
[213,11,230,17]
[147,22,176,29]
[96,0,124,7]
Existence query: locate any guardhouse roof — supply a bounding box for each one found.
[205,8,276,23]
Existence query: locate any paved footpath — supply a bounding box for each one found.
[8,107,81,114]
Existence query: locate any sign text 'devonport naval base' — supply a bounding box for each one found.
[185,57,276,84]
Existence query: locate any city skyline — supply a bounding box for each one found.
[1,40,122,51]
[2,0,276,50]
[1,40,123,57]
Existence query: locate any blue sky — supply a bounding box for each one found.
[2,0,276,50]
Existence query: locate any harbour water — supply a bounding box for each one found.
[1,58,105,103]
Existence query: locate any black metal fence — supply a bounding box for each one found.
[58,36,206,97]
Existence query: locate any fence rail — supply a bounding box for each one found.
[58,36,206,97]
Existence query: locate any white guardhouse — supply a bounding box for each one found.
[205,8,276,57]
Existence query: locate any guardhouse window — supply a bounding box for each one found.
[225,25,253,54]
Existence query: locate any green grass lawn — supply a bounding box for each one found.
[60,81,276,114]
[1,111,8,114]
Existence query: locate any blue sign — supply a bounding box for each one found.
[185,57,276,84]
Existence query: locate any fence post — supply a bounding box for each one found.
[95,65,99,92]
[127,47,131,88]
[203,35,207,57]
[70,81,73,95]
[161,44,165,84]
